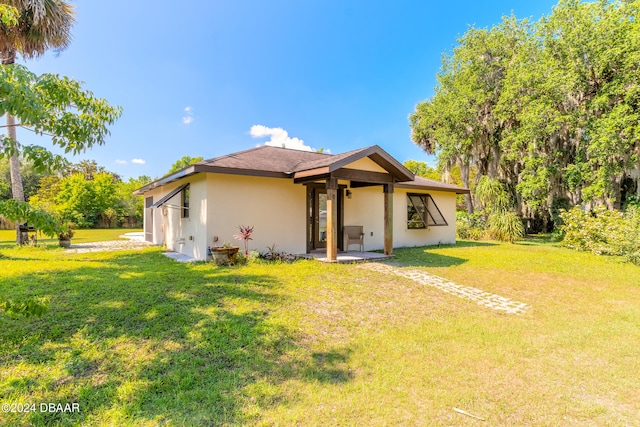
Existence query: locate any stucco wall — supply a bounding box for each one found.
[344,157,388,173]
[142,175,208,260]
[343,186,457,250]
[394,189,457,247]
[343,186,385,251]
[206,174,307,256]
[174,175,208,260]
[142,187,165,246]
[142,172,459,259]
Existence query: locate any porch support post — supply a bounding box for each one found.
[326,177,339,262]
[383,183,394,256]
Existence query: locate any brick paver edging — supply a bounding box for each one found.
[359,263,531,315]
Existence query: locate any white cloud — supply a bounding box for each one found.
[132,158,146,164]
[249,125,317,152]
[115,159,127,164]
[182,106,194,125]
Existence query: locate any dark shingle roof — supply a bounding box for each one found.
[133,145,469,195]
[197,145,331,174]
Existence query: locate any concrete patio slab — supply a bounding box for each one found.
[120,232,145,242]
[300,251,393,264]
[162,251,197,263]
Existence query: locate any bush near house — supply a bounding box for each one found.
[456,177,525,243]
[559,205,640,264]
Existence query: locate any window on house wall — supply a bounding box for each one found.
[182,185,190,218]
[407,193,448,229]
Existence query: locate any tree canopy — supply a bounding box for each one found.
[410,0,640,223]
[0,64,122,172]
[0,65,122,239]
[1,0,77,245]
[167,156,204,175]
[28,163,151,229]
[402,160,440,180]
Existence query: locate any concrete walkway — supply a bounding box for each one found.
[63,237,197,263]
[359,262,531,315]
[65,239,154,253]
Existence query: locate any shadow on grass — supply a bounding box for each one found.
[391,242,489,268]
[392,251,467,268]
[447,240,499,248]
[514,234,560,246]
[0,250,353,426]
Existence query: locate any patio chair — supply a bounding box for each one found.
[343,225,364,252]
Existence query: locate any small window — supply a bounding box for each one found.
[182,185,190,218]
[407,193,447,229]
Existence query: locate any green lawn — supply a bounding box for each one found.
[0,229,141,247]
[1,234,639,426]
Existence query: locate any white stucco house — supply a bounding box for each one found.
[133,145,470,261]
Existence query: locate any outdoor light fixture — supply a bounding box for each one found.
[346,190,352,199]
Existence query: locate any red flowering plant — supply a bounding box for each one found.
[233,225,254,255]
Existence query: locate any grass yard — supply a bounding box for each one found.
[1,234,639,426]
[0,229,141,246]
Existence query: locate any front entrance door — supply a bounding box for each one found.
[307,185,343,252]
[315,189,328,249]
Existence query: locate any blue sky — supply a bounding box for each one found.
[18,0,558,179]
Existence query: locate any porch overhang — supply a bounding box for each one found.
[293,168,397,185]
[291,145,414,184]
[294,147,412,262]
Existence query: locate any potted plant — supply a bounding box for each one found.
[58,223,75,248]
[233,225,254,256]
[209,242,239,265]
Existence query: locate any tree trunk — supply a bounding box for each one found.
[5,114,27,244]
[3,49,27,244]
[611,174,623,211]
[460,160,474,214]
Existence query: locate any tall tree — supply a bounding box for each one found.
[0,158,51,200]
[0,0,74,243]
[116,175,151,226]
[410,0,640,227]
[167,155,204,175]
[0,64,122,234]
[410,16,531,214]
[63,159,120,181]
[402,160,440,180]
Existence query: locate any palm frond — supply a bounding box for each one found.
[0,0,75,59]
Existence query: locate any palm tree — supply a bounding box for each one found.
[0,0,75,243]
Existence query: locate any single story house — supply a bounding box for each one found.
[133,145,470,261]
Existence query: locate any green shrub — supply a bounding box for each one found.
[487,211,525,243]
[456,211,487,240]
[457,209,525,243]
[459,177,526,243]
[626,251,640,266]
[559,206,640,262]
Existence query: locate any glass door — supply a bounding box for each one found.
[314,190,327,249]
[306,185,343,252]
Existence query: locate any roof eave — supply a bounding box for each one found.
[396,182,471,194]
[292,166,331,181]
[194,165,290,179]
[133,166,196,195]
[132,164,291,195]
[295,145,415,182]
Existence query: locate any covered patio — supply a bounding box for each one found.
[300,249,393,264]
[292,146,414,262]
